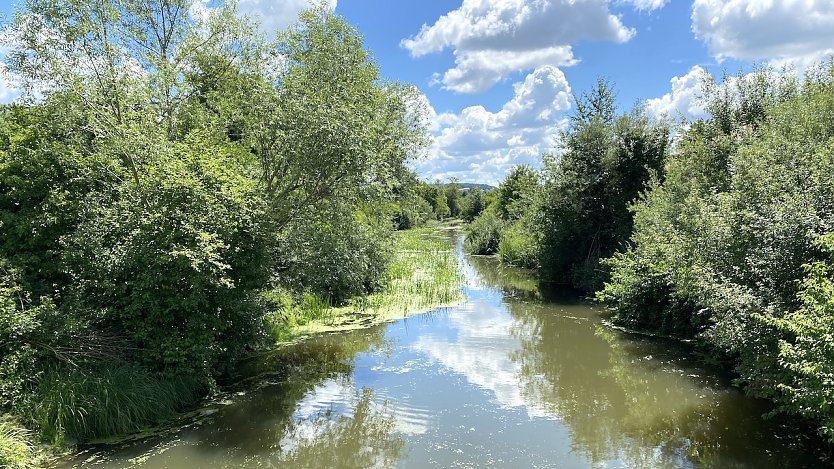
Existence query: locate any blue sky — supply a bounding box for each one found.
[2,1,834,184]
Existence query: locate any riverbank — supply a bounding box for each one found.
[264,222,464,345]
[49,227,831,468]
[1,223,463,469]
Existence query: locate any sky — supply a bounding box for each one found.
[2,0,834,185]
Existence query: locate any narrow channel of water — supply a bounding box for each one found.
[59,230,827,468]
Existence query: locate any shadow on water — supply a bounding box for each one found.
[58,229,831,468]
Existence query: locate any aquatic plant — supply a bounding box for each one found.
[264,225,463,342]
[32,366,206,443]
[0,418,34,469]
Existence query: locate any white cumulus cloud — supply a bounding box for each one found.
[618,0,669,11]
[645,65,708,122]
[415,65,571,184]
[692,0,834,63]
[238,0,337,37]
[402,0,635,93]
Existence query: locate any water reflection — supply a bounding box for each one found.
[58,231,827,469]
[62,329,405,468]
[490,258,825,467]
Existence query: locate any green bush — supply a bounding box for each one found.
[0,1,435,456]
[465,207,505,255]
[276,207,392,304]
[460,188,486,222]
[0,260,59,415]
[759,234,834,440]
[496,165,539,221]
[63,134,270,376]
[498,220,539,269]
[392,194,432,230]
[0,101,117,299]
[599,62,834,439]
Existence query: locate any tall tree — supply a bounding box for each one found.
[538,80,669,291]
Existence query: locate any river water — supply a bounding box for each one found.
[59,230,826,468]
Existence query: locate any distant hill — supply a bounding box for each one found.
[457,183,496,191]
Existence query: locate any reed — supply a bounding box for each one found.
[265,225,463,342]
[32,365,206,443]
[0,418,34,469]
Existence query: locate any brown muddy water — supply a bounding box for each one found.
[56,230,828,468]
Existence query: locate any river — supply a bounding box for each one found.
[58,229,826,468]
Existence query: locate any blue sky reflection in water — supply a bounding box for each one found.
[58,231,825,468]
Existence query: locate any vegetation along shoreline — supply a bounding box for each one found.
[2,0,834,466]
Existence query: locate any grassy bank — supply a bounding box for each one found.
[264,223,464,344]
[2,225,462,468]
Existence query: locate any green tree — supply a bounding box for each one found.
[496,165,539,221]
[434,189,451,220]
[461,188,486,222]
[253,8,429,227]
[445,178,462,218]
[599,62,834,439]
[0,0,432,447]
[538,80,669,291]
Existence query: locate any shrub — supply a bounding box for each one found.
[498,220,539,269]
[599,62,834,439]
[460,188,486,222]
[759,234,834,440]
[466,207,505,255]
[63,134,270,376]
[275,207,393,304]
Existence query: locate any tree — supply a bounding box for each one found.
[444,178,462,218]
[538,80,669,291]
[599,62,834,440]
[6,0,255,189]
[496,165,539,221]
[461,188,486,222]
[1,1,433,444]
[251,8,429,227]
[434,190,450,219]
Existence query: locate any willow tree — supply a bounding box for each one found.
[5,0,257,186]
[245,7,430,227]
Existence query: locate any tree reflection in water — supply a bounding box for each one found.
[61,327,404,468]
[273,387,404,468]
[502,284,823,468]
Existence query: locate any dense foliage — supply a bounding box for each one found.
[538,81,669,290]
[465,83,668,277]
[462,62,834,441]
[0,0,431,447]
[464,166,536,258]
[599,63,834,439]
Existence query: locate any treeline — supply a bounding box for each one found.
[466,63,834,440]
[396,177,488,226]
[0,0,435,456]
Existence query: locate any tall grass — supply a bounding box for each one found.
[264,225,463,342]
[0,418,34,469]
[372,227,462,315]
[263,290,336,342]
[32,365,206,443]
[498,222,539,269]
